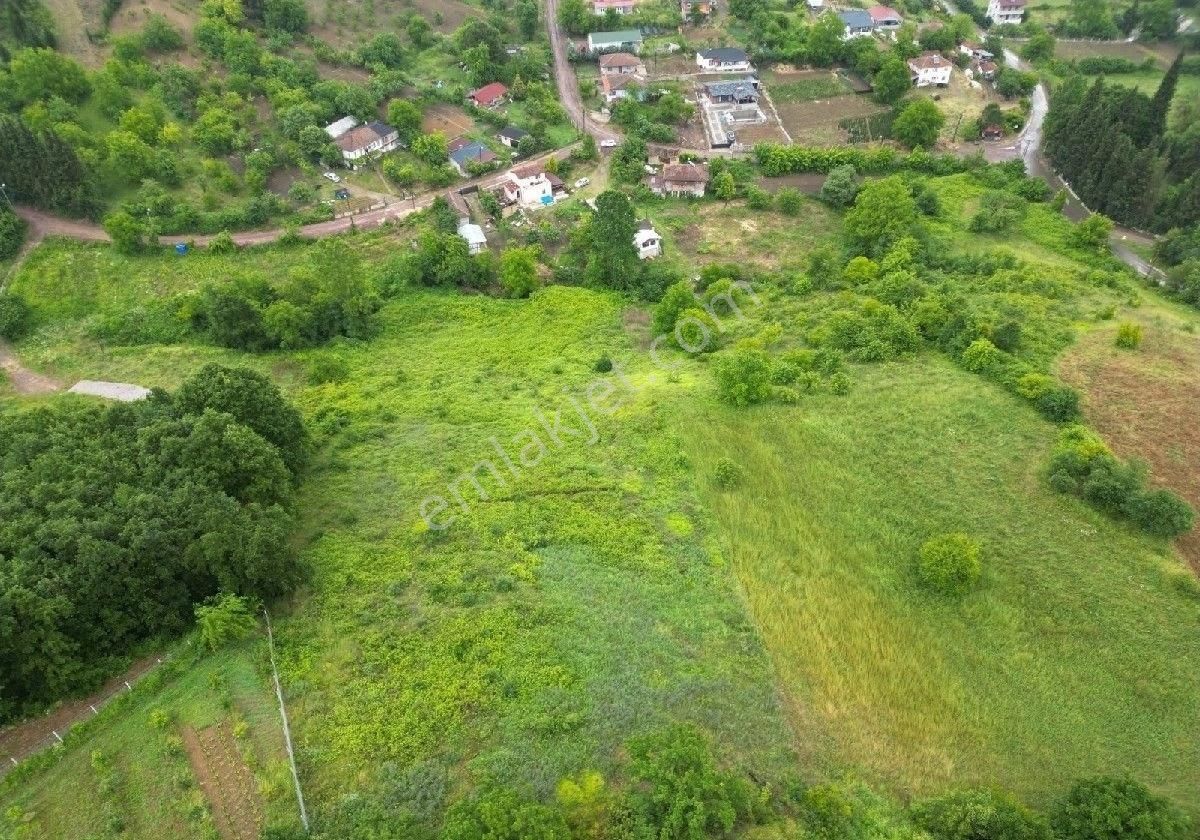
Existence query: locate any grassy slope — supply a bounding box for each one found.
[0,641,302,839]
[4,170,1200,828]
[670,356,1200,810]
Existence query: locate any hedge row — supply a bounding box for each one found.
[754,144,973,177]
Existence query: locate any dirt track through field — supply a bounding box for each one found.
[182,723,263,840]
[0,340,60,394]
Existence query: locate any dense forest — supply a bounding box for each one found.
[1043,55,1199,232]
[0,365,306,721]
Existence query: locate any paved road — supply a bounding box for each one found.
[543,0,622,144]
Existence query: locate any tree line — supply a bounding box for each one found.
[1044,55,1198,232]
[0,115,100,217]
[0,365,306,721]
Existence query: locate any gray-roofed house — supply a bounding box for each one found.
[703,77,760,103]
[497,126,530,148]
[839,9,874,38]
[695,46,753,72]
[448,141,499,176]
[649,162,710,197]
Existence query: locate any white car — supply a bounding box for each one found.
[600,139,617,149]
[322,171,342,183]
[574,177,590,189]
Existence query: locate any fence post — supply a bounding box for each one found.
[263,609,309,833]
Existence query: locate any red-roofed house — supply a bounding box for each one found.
[907,52,952,87]
[599,52,645,75]
[468,82,509,108]
[868,5,903,28]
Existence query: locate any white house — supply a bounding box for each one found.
[696,47,753,72]
[503,162,555,209]
[601,72,645,103]
[806,0,824,10]
[907,52,952,87]
[587,29,643,53]
[324,116,359,139]
[458,222,487,254]
[594,0,635,13]
[335,121,400,167]
[986,0,1025,23]
[634,221,662,259]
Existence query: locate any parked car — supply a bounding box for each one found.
[600,139,617,149]
[322,172,342,183]
[574,177,590,189]
[334,188,351,200]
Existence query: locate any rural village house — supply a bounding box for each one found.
[587,29,644,53]
[336,121,399,166]
[695,47,753,73]
[959,41,994,60]
[324,116,358,139]
[635,220,662,259]
[601,72,646,103]
[908,52,952,87]
[599,52,646,75]
[681,0,713,17]
[448,136,498,175]
[650,162,710,197]
[703,78,760,104]
[838,9,874,39]
[468,82,509,108]
[594,0,635,14]
[446,191,488,255]
[867,5,903,29]
[986,0,1025,23]
[504,162,556,208]
[497,125,530,149]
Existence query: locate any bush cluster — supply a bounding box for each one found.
[1048,426,1194,538]
[918,533,983,596]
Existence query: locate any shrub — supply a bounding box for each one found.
[713,341,774,407]
[1048,469,1078,494]
[307,356,351,384]
[918,533,982,596]
[1115,322,1142,349]
[1035,386,1080,423]
[960,338,1008,377]
[594,356,613,373]
[194,593,259,650]
[625,725,748,839]
[776,187,804,216]
[0,206,28,261]
[912,789,1051,840]
[819,164,858,208]
[0,292,33,340]
[1123,490,1194,539]
[828,372,852,395]
[208,230,237,253]
[1080,457,1142,515]
[674,307,719,353]
[713,457,744,489]
[442,787,569,840]
[745,186,772,210]
[1052,777,1190,840]
[653,281,697,337]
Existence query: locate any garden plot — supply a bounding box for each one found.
[422,104,479,138]
[775,94,885,146]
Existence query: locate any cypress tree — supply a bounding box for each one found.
[1149,51,1183,138]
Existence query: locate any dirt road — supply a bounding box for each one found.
[13,146,578,250]
[0,340,60,395]
[543,0,622,145]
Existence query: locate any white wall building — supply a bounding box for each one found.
[907,52,952,87]
[634,222,662,259]
[504,163,555,209]
[695,47,753,73]
[986,0,1025,24]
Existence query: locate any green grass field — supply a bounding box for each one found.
[2,167,1200,833]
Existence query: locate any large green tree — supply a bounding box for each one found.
[585,190,640,291]
[892,98,945,149]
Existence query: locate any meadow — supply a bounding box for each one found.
[2,162,1200,834]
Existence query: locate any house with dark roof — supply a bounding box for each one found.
[839,9,874,38]
[448,141,499,175]
[703,78,760,103]
[335,121,399,167]
[468,82,509,108]
[696,46,753,72]
[497,126,530,149]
